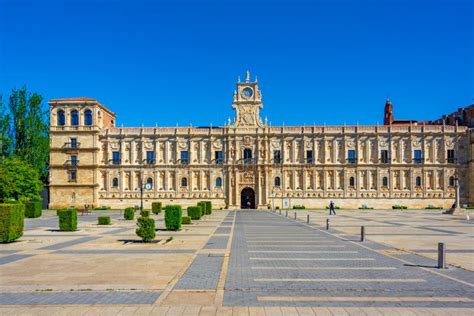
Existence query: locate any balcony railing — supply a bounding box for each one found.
[110,159,121,165]
[63,142,81,150]
[144,159,156,165]
[447,157,456,164]
[380,156,390,164]
[306,158,313,164]
[64,160,79,168]
[413,158,424,164]
[214,158,223,165]
[271,158,282,164]
[347,158,357,164]
[177,159,189,166]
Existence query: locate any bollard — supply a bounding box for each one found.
[361,226,365,242]
[326,218,329,230]
[279,209,281,215]
[438,242,446,269]
[294,212,297,220]
[307,214,310,224]
[286,210,288,217]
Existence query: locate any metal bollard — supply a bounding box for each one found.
[326,218,329,230]
[438,242,446,269]
[286,210,288,217]
[294,212,297,220]
[361,226,365,242]
[307,214,310,224]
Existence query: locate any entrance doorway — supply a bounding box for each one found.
[241,187,256,209]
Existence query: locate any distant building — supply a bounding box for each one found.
[48,72,472,209]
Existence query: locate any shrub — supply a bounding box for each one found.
[136,216,156,242]
[0,203,25,243]
[165,205,182,231]
[97,216,111,225]
[292,205,306,209]
[276,206,280,210]
[152,202,162,214]
[182,216,192,224]
[58,209,77,231]
[25,200,42,218]
[197,202,206,215]
[325,206,341,210]
[425,205,443,210]
[140,210,150,217]
[359,205,374,210]
[93,206,111,210]
[187,206,202,220]
[124,207,134,220]
[392,205,408,210]
[205,201,212,215]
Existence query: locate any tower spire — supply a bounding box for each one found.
[384,98,394,125]
[246,70,250,83]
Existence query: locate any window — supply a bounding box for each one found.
[112,151,121,165]
[306,150,313,163]
[70,138,78,149]
[273,150,281,163]
[447,149,455,163]
[382,177,388,187]
[449,176,455,187]
[274,176,281,186]
[380,150,389,164]
[112,177,119,188]
[244,148,252,163]
[68,170,77,182]
[349,176,355,187]
[216,177,222,187]
[415,176,422,187]
[84,110,92,126]
[181,177,188,187]
[413,150,423,164]
[71,110,79,126]
[70,155,78,167]
[57,110,65,126]
[180,151,189,164]
[348,150,356,163]
[215,151,223,164]
[146,151,155,164]
[146,177,153,186]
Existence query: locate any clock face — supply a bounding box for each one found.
[144,183,152,190]
[241,87,253,98]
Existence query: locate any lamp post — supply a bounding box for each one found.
[454,175,461,211]
[139,158,153,211]
[271,189,275,212]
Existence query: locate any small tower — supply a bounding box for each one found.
[384,98,394,125]
[231,71,264,127]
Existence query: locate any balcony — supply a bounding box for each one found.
[271,158,282,165]
[305,158,313,164]
[64,160,79,168]
[214,159,224,165]
[144,159,156,165]
[380,157,390,164]
[62,142,81,150]
[413,158,424,164]
[347,158,357,164]
[110,159,121,166]
[447,157,456,164]
[177,159,189,166]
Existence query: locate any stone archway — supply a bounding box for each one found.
[240,187,256,209]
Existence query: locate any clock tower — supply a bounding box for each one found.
[231,71,264,127]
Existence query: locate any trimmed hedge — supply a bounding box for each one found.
[205,201,212,215]
[392,205,408,210]
[197,202,206,215]
[136,216,156,242]
[182,216,192,224]
[98,216,111,225]
[165,205,182,231]
[0,203,25,243]
[292,205,305,209]
[140,210,150,217]
[25,200,42,218]
[152,202,162,214]
[58,209,77,231]
[124,207,134,220]
[187,206,202,220]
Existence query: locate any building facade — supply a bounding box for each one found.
[49,73,471,209]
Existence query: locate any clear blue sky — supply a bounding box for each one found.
[1,0,472,127]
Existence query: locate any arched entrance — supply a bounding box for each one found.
[241,187,256,209]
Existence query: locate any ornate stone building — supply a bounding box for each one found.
[49,72,471,209]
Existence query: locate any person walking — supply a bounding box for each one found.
[329,200,336,215]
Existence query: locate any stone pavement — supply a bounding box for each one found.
[0,209,473,315]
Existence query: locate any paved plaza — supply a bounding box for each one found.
[0,209,473,315]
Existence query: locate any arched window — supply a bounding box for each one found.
[274,176,281,186]
[112,177,119,188]
[243,148,252,163]
[449,176,455,187]
[146,177,153,185]
[57,110,65,126]
[181,177,187,187]
[415,176,422,187]
[349,176,355,187]
[84,109,93,126]
[71,110,79,126]
[382,177,388,187]
[216,177,222,187]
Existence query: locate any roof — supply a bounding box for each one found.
[49,97,97,102]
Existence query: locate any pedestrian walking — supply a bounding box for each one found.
[329,200,336,215]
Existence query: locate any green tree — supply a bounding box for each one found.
[7,87,49,181]
[0,95,12,157]
[0,156,43,203]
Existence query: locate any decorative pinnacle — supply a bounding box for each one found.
[238,76,241,83]
[246,70,250,83]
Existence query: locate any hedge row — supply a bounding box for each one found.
[124,207,135,220]
[0,203,25,243]
[25,200,42,218]
[152,202,162,214]
[187,206,202,220]
[98,216,111,225]
[58,209,77,231]
[165,205,182,231]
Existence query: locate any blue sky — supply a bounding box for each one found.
[1,0,472,127]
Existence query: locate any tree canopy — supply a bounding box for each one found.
[0,156,43,203]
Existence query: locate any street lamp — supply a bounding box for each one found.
[139,159,153,211]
